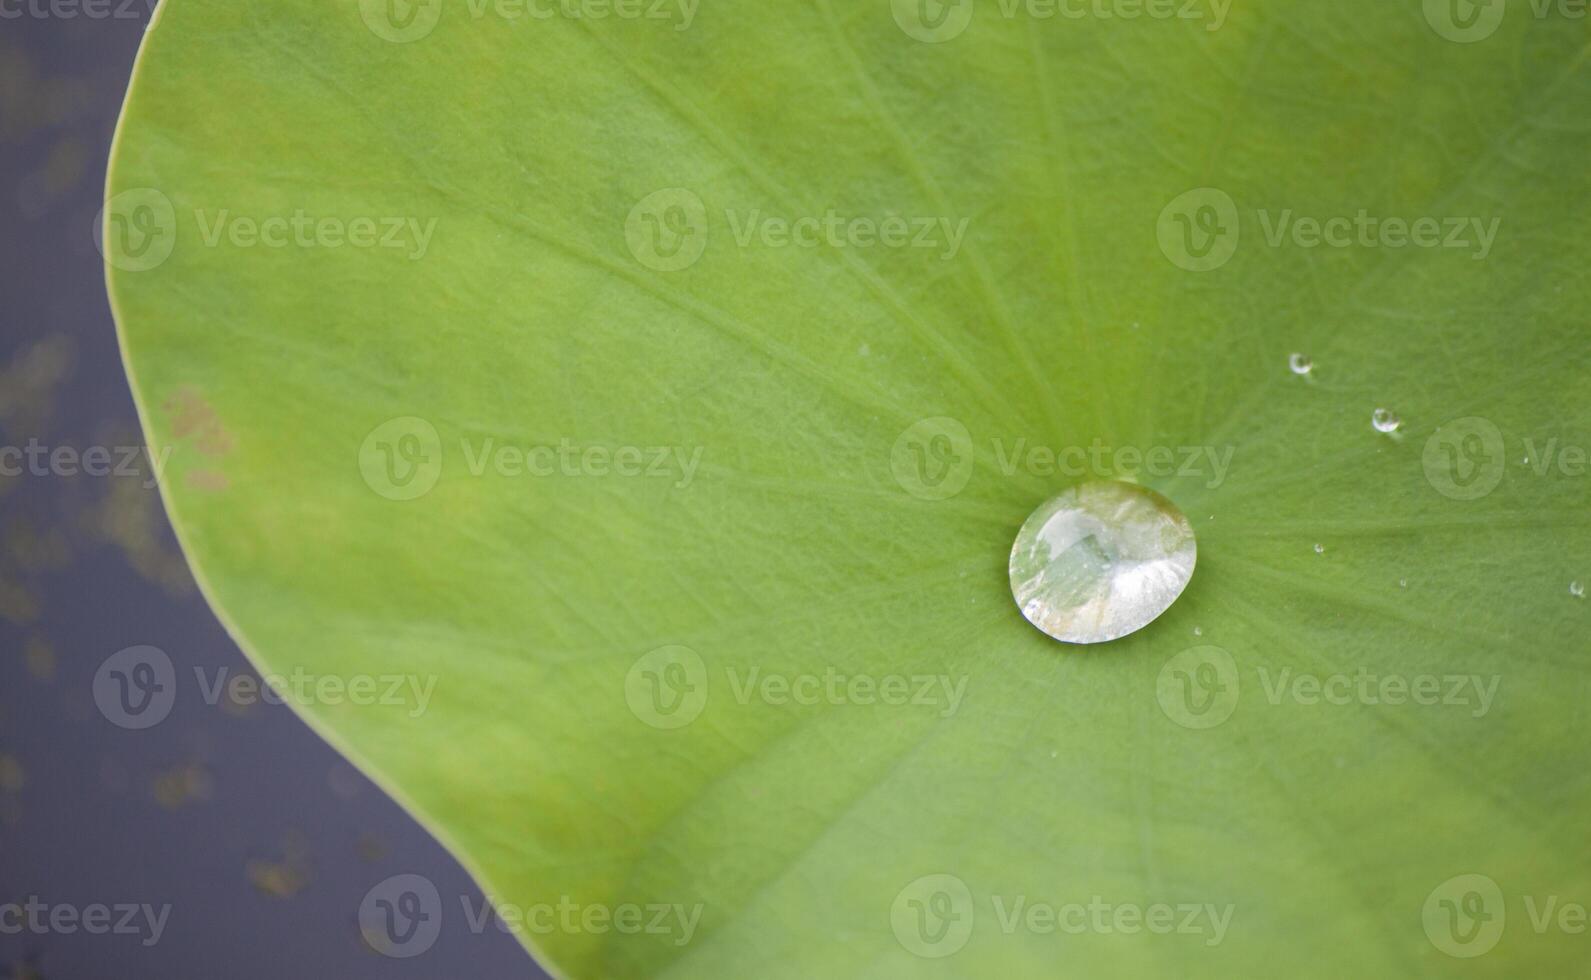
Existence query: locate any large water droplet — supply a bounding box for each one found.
[1288,353,1313,376]
[1573,581,1586,599]
[1009,481,1197,644]
[1372,408,1401,434]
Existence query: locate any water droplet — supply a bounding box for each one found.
[1572,581,1586,599]
[1399,578,1408,588]
[1288,353,1313,376]
[1009,481,1196,645]
[1372,409,1401,434]
[1192,626,1203,637]
[1314,543,1325,554]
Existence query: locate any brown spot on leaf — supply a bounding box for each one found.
[185,470,230,492]
[164,387,234,457]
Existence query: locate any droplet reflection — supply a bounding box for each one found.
[1009,481,1197,645]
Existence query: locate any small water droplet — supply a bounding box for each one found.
[1193,626,1203,636]
[1372,409,1401,434]
[1572,581,1586,599]
[1009,481,1197,645]
[1399,578,1408,588]
[1288,353,1313,376]
[1314,543,1325,554]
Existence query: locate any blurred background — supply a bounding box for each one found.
[1,12,543,979]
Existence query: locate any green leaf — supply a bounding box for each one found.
[106,1,1591,976]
